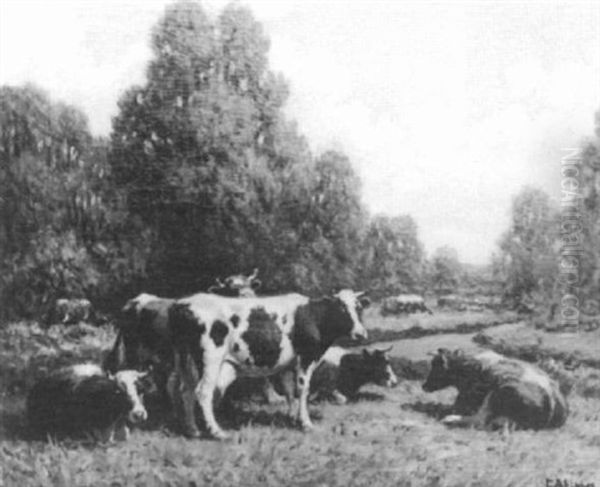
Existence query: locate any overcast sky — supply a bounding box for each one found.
[1,0,599,264]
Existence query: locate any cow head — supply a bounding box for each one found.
[209,269,261,297]
[422,348,463,392]
[332,290,370,341]
[362,347,398,387]
[112,369,154,423]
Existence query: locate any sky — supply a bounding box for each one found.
[1,0,599,264]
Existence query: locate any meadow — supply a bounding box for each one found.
[1,308,599,486]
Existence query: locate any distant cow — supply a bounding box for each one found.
[53,298,93,324]
[208,269,262,297]
[381,294,432,316]
[103,293,175,409]
[309,346,398,404]
[169,290,370,439]
[422,349,568,430]
[27,363,151,441]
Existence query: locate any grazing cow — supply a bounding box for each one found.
[53,298,93,325]
[27,363,151,441]
[169,289,370,439]
[308,346,398,404]
[208,269,262,297]
[103,293,175,409]
[422,349,568,430]
[381,294,432,316]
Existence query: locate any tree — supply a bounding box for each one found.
[360,214,425,298]
[497,186,558,308]
[109,1,367,297]
[429,246,461,295]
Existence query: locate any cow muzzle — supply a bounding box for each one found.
[351,327,368,341]
[129,407,148,424]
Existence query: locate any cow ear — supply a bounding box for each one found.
[359,296,371,309]
[251,278,262,290]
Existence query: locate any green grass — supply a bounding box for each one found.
[1,317,600,486]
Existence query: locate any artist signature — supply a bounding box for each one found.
[545,479,597,487]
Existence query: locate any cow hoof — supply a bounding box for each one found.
[210,429,231,441]
[441,414,463,425]
[183,427,202,439]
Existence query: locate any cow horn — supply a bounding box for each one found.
[381,345,393,353]
[215,277,224,286]
[354,291,365,297]
[249,268,259,280]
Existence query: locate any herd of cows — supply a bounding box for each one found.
[26,270,569,443]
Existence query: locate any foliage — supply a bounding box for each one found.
[359,214,425,298]
[0,85,150,321]
[428,246,461,295]
[495,186,559,309]
[109,1,369,298]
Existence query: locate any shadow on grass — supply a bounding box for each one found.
[403,401,454,420]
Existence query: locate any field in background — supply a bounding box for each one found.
[1,309,600,486]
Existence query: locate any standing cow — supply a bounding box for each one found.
[169,290,370,439]
[422,348,568,430]
[27,363,151,441]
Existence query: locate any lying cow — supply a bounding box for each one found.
[53,298,93,325]
[381,294,433,316]
[27,363,151,441]
[169,289,370,439]
[309,346,398,404]
[422,349,568,430]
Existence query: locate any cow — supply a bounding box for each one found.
[169,289,370,439]
[103,293,175,412]
[308,346,398,404]
[422,348,568,430]
[208,269,262,297]
[27,363,151,441]
[380,294,432,316]
[53,298,93,325]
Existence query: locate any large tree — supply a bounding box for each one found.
[109,1,367,296]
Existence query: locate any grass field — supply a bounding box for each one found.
[1,310,599,486]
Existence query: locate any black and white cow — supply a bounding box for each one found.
[169,290,370,439]
[422,349,568,430]
[27,363,151,441]
[103,293,175,410]
[309,346,398,404]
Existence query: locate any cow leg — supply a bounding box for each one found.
[271,368,298,418]
[297,361,318,431]
[215,361,238,404]
[262,379,286,404]
[177,352,201,438]
[442,393,492,429]
[196,358,229,440]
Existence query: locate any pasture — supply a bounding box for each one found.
[1,308,599,486]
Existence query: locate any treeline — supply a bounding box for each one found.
[493,112,600,321]
[0,1,437,322]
